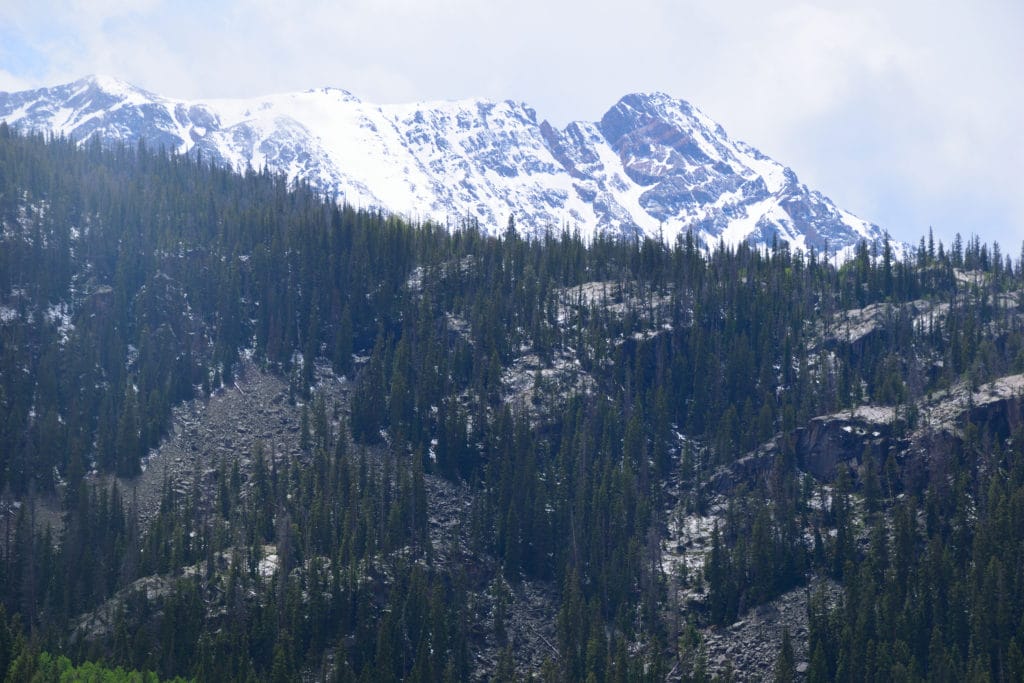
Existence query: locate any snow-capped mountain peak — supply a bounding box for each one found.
[0,78,894,256]
[80,74,153,99]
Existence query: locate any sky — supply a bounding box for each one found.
[1,0,1021,249]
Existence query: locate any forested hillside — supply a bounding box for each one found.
[1,125,1023,681]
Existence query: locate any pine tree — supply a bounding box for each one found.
[773,627,795,683]
[115,387,141,476]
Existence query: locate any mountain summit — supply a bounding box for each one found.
[1,77,886,255]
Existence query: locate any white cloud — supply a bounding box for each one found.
[0,70,31,92]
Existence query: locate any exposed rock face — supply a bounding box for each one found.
[706,440,779,495]
[708,374,1024,501]
[930,373,1024,437]
[796,406,900,480]
[703,406,901,493]
[71,574,180,645]
[821,299,948,357]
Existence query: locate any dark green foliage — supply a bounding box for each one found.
[804,430,1024,682]
[773,627,794,683]
[5,650,188,682]
[3,128,1024,681]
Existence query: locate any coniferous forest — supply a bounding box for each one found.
[1,125,1024,681]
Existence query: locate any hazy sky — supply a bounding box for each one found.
[1,0,1021,248]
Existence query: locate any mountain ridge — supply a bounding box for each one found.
[0,75,894,257]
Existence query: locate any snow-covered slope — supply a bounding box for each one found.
[0,75,892,255]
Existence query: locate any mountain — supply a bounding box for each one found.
[0,75,888,256]
[2,124,1022,682]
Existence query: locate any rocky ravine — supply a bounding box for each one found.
[123,358,314,527]
[71,358,561,681]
